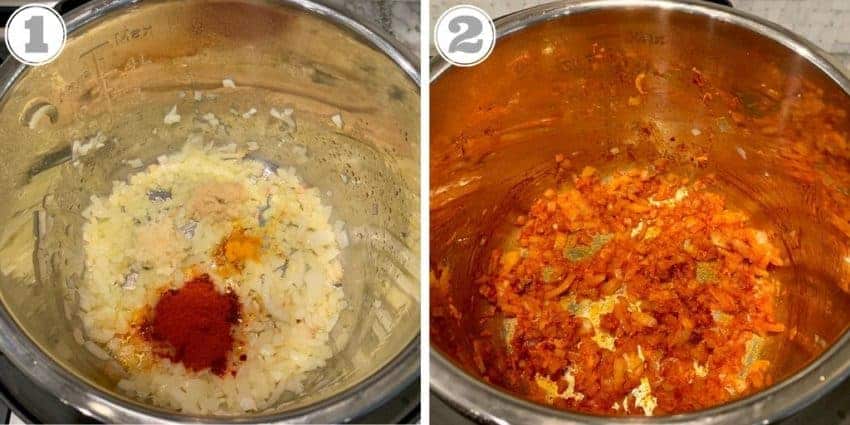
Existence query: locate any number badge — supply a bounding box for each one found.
[5,4,66,66]
[434,5,496,67]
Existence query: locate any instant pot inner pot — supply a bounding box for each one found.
[431,6,850,415]
[0,0,418,418]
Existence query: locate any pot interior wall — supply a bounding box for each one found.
[0,0,419,417]
[430,5,850,410]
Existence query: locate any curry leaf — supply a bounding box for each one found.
[696,261,718,284]
[563,233,613,262]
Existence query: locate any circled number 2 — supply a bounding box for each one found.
[447,16,483,54]
[434,5,495,67]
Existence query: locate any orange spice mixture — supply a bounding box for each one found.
[476,163,786,416]
[213,227,262,278]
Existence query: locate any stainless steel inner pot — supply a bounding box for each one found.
[430,0,850,423]
[0,0,419,422]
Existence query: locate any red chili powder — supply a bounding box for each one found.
[144,274,240,375]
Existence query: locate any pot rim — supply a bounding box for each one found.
[0,0,420,423]
[429,0,850,424]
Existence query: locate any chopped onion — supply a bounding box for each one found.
[331,113,343,129]
[163,105,180,125]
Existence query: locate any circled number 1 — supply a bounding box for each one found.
[24,15,48,53]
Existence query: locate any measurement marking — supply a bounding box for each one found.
[91,53,113,112]
[78,40,109,58]
[78,39,113,113]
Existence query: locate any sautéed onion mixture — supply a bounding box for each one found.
[468,162,785,416]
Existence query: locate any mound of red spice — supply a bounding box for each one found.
[144,274,240,376]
